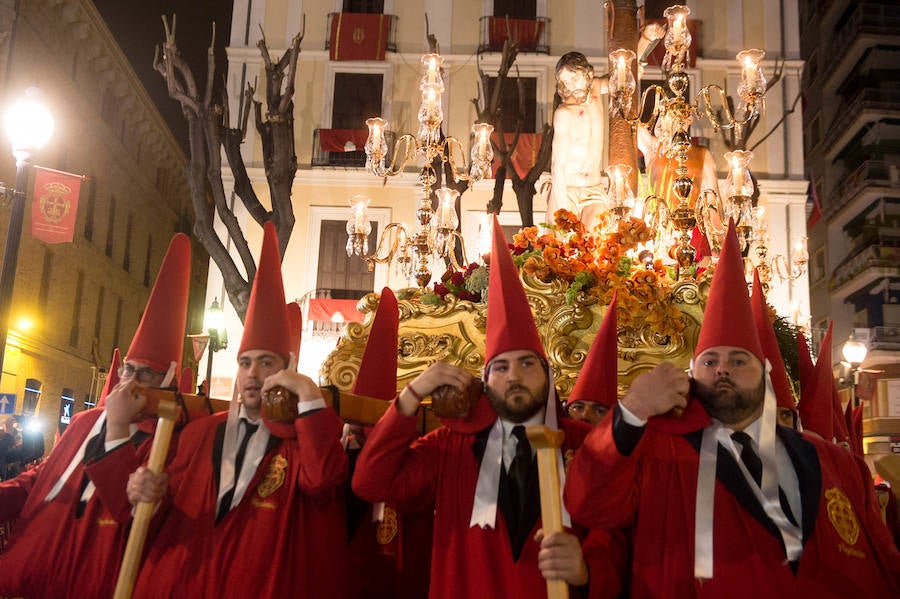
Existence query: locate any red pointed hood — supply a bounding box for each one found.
[750,270,795,412]
[694,220,764,364]
[799,322,834,440]
[286,302,303,359]
[484,214,544,365]
[96,348,122,409]
[238,223,291,359]
[353,287,399,401]
[567,291,618,409]
[126,234,191,373]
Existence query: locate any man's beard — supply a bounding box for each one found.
[695,376,765,426]
[487,382,548,423]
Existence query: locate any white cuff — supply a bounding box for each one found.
[618,401,648,426]
[297,398,327,415]
[104,438,129,453]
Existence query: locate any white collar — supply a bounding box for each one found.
[500,409,545,442]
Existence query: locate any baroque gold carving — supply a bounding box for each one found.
[321,276,706,400]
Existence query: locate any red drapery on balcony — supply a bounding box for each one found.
[329,13,390,61]
[307,298,364,323]
[487,17,544,52]
[490,133,544,179]
[319,129,369,152]
[645,19,700,67]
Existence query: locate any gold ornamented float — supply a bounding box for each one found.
[322,212,712,399]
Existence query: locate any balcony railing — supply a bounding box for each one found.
[479,16,550,54]
[821,89,900,158]
[326,12,398,59]
[826,2,900,71]
[829,244,900,291]
[311,128,396,168]
[829,160,900,217]
[871,325,900,348]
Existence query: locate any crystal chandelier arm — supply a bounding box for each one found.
[696,189,727,248]
[364,222,408,269]
[694,85,757,134]
[442,136,473,182]
[445,230,469,271]
[612,83,667,125]
[380,134,419,178]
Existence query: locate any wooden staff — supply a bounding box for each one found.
[113,399,181,599]
[526,424,569,599]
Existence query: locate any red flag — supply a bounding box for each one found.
[807,176,822,229]
[30,166,85,244]
[856,370,880,402]
[329,13,390,61]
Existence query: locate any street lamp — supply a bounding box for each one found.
[203,298,227,394]
[841,331,868,408]
[0,88,54,378]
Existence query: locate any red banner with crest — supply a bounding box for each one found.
[30,166,85,244]
[329,13,390,61]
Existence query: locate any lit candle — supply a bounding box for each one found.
[617,55,626,89]
[673,14,685,37]
[731,161,744,195]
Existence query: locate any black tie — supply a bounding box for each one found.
[731,431,798,527]
[509,425,532,520]
[731,431,762,487]
[217,420,259,523]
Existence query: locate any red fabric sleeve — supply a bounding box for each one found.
[293,407,348,496]
[851,453,900,591]
[83,442,142,524]
[564,413,642,531]
[352,400,443,507]
[0,462,43,522]
[582,528,630,599]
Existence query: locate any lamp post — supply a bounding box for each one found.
[0,88,55,379]
[841,331,868,408]
[203,298,227,394]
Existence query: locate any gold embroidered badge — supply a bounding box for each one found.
[256,454,287,498]
[825,487,860,546]
[564,449,575,474]
[39,182,71,224]
[375,505,398,545]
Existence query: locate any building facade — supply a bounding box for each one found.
[799,0,900,456]
[0,0,208,447]
[206,0,808,388]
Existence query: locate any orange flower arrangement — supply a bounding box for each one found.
[513,209,687,338]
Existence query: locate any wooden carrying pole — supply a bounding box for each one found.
[113,400,181,599]
[526,424,569,599]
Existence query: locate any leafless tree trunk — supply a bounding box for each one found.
[474,32,553,228]
[154,15,303,320]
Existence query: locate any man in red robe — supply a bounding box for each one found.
[0,234,192,598]
[130,222,348,598]
[353,215,627,598]
[565,221,900,598]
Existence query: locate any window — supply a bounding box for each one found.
[493,0,536,19]
[59,388,76,433]
[94,286,105,349]
[105,196,116,258]
[316,219,378,299]
[486,76,538,134]
[38,249,53,312]
[343,0,383,12]
[144,235,153,287]
[70,271,84,348]
[23,379,42,415]
[332,73,383,129]
[810,246,826,286]
[114,297,124,352]
[124,213,133,272]
[643,0,669,19]
[83,179,96,242]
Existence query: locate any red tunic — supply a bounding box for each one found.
[133,408,348,599]
[564,408,900,598]
[353,400,628,599]
[0,408,163,598]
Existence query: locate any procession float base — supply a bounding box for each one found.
[320,274,709,401]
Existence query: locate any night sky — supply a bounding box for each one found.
[92,1,234,153]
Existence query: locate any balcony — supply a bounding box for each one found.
[829,244,900,297]
[311,128,396,168]
[822,89,900,162]
[823,2,900,88]
[326,12,398,60]
[871,325,900,350]
[478,16,550,54]
[828,160,900,218]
